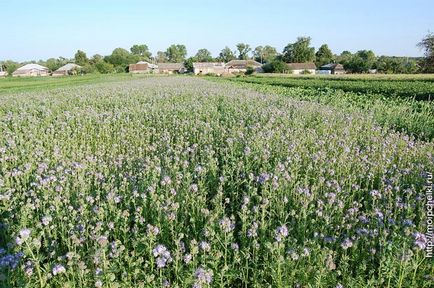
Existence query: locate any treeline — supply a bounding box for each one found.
[1,34,433,75]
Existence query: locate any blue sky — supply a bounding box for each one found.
[0,0,433,61]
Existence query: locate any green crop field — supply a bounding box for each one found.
[227,74,434,100]
[220,75,434,141]
[0,76,433,287]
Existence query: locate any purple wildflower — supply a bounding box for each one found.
[341,238,353,250]
[413,232,427,250]
[275,225,288,242]
[219,217,235,233]
[193,267,213,287]
[52,264,66,275]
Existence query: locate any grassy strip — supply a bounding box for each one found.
[0,74,157,94]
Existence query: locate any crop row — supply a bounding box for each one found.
[230,76,434,101]
[219,78,434,141]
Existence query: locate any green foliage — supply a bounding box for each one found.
[89,54,104,65]
[417,32,434,73]
[376,56,419,74]
[74,50,89,66]
[45,58,68,71]
[245,66,255,75]
[105,48,137,69]
[95,61,114,74]
[315,44,334,67]
[282,37,315,63]
[184,57,195,72]
[226,75,434,139]
[194,49,213,62]
[228,74,434,101]
[344,50,376,73]
[79,63,94,74]
[236,43,252,60]
[262,59,289,73]
[218,46,236,62]
[165,44,187,63]
[130,44,152,60]
[156,51,168,63]
[253,45,278,63]
[336,51,353,67]
[3,60,19,75]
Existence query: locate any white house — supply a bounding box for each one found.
[287,63,316,74]
[12,64,49,77]
[193,62,226,75]
[225,60,263,73]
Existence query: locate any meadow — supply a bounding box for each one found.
[0,76,433,287]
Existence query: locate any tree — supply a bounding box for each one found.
[130,44,152,60]
[156,51,168,63]
[417,32,434,73]
[165,44,187,63]
[337,51,352,66]
[344,50,376,73]
[3,60,19,75]
[253,45,277,63]
[376,56,419,74]
[194,49,213,62]
[184,57,195,72]
[236,43,251,60]
[105,48,137,68]
[315,44,334,67]
[90,54,104,65]
[218,47,236,62]
[282,37,315,63]
[95,61,114,74]
[262,59,289,73]
[74,50,89,66]
[245,66,255,75]
[45,57,67,71]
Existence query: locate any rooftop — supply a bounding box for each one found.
[16,63,49,71]
[55,63,81,71]
[287,62,317,70]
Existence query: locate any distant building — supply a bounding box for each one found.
[287,63,316,74]
[129,61,157,73]
[0,65,6,77]
[52,63,82,76]
[319,63,345,75]
[193,62,226,75]
[12,64,49,77]
[225,60,262,73]
[156,63,186,74]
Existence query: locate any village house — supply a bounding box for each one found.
[225,60,263,73]
[0,65,6,77]
[319,63,346,75]
[12,63,49,77]
[129,61,157,73]
[193,62,226,75]
[287,63,317,74]
[52,63,82,76]
[156,63,186,74]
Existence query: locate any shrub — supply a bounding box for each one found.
[245,66,255,75]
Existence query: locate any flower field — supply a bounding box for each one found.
[0,77,433,287]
